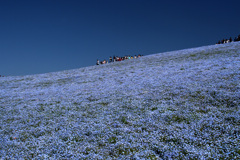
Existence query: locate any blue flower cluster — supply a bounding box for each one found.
[0,42,240,159]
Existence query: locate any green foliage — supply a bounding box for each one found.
[151,107,158,111]
[108,136,117,144]
[87,97,99,102]
[120,116,129,124]
[20,131,31,142]
[98,102,109,106]
[109,144,139,157]
[72,135,84,142]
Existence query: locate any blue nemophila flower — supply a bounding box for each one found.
[0,42,240,159]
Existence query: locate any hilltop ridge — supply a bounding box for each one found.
[0,42,240,159]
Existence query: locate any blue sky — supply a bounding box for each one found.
[1,0,240,76]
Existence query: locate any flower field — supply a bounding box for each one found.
[0,42,240,159]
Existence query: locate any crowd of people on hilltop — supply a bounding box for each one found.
[96,54,143,65]
[216,34,240,44]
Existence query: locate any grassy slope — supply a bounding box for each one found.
[0,42,240,159]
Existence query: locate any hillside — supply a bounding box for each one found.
[0,42,240,159]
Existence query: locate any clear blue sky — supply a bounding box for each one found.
[1,0,240,76]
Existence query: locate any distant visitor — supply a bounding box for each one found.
[216,34,240,44]
[96,54,143,65]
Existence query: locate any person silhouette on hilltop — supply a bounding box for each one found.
[96,59,100,65]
